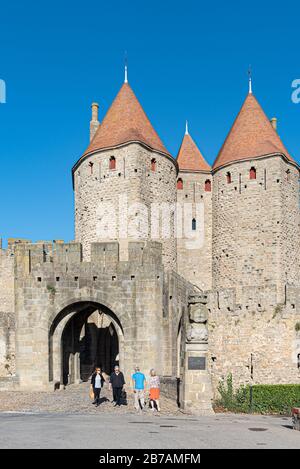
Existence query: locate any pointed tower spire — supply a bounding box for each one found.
[82,82,171,158]
[213,93,295,170]
[124,51,128,83]
[177,129,211,172]
[248,65,252,94]
[185,120,189,135]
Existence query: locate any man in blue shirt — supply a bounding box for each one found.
[131,366,146,411]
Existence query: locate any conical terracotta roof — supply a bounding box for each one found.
[83,83,170,157]
[213,93,295,170]
[177,132,211,172]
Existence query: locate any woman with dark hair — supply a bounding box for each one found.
[90,367,105,407]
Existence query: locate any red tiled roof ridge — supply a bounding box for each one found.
[177,133,211,172]
[213,93,295,170]
[82,83,171,158]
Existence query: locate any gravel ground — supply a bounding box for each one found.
[0,381,183,416]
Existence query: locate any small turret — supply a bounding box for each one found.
[176,124,212,290]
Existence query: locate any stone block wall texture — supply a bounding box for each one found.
[0,148,299,405]
[11,240,189,390]
[207,286,300,395]
[0,247,15,378]
[212,156,300,303]
[73,142,177,271]
[176,171,212,290]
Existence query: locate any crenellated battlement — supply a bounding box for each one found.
[12,240,164,280]
[206,285,300,317]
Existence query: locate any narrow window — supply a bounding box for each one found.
[192,218,196,231]
[109,156,116,170]
[89,162,94,175]
[177,178,183,190]
[250,167,256,180]
[151,158,156,172]
[286,169,291,181]
[226,172,232,184]
[205,179,211,192]
[264,169,267,190]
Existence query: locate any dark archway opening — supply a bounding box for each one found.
[49,301,122,386]
[62,310,119,385]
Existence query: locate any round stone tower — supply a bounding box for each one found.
[72,80,178,271]
[176,123,212,291]
[212,89,300,303]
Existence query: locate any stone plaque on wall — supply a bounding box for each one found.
[188,356,206,370]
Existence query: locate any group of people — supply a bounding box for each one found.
[90,365,161,412]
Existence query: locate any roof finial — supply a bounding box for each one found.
[124,51,128,83]
[185,120,189,135]
[248,65,252,94]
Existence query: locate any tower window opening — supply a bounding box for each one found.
[151,158,156,172]
[205,179,211,192]
[109,156,116,170]
[250,167,256,180]
[89,162,94,175]
[192,218,197,231]
[264,169,267,190]
[286,169,291,181]
[177,178,183,190]
[226,172,232,184]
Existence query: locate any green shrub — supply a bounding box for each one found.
[250,384,300,414]
[217,374,249,413]
[215,375,300,415]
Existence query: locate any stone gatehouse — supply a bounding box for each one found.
[0,73,299,414]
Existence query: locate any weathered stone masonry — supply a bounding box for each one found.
[11,240,190,391]
[0,78,299,414]
[74,143,178,271]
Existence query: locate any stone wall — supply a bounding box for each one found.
[207,285,300,395]
[160,376,179,402]
[12,240,190,390]
[177,170,212,290]
[73,142,178,271]
[0,246,14,313]
[212,155,300,303]
[279,158,300,291]
[0,247,16,378]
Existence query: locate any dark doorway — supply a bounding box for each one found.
[61,308,119,385]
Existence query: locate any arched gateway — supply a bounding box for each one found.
[13,240,189,393]
[49,301,124,386]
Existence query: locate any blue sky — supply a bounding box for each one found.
[0,0,299,244]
